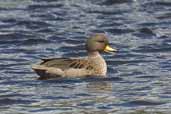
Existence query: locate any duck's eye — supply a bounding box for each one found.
[98,40,105,43]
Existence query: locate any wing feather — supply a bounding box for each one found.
[40,58,91,70]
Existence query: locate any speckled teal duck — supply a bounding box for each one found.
[32,33,117,79]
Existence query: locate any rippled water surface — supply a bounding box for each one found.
[0,0,171,113]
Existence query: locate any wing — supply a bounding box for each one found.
[40,58,93,70]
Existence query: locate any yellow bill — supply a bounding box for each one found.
[104,45,117,53]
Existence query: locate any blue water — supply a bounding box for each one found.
[0,0,171,113]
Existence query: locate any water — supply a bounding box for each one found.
[0,0,171,113]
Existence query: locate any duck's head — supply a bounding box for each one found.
[86,33,117,54]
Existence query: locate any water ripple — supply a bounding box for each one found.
[0,0,170,114]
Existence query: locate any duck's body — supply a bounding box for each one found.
[32,52,106,79]
[32,34,116,79]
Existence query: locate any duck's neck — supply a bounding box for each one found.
[88,51,105,62]
[88,51,101,58]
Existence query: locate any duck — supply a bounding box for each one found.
[32,33,117,79]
